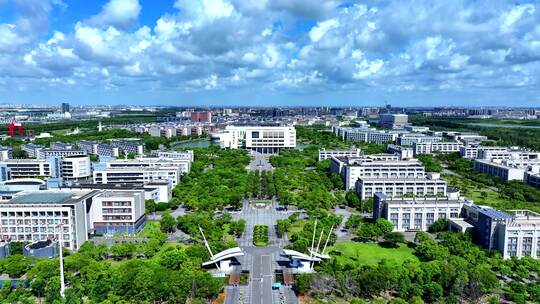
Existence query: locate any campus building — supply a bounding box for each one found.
[378,114,409,129]
[387,144,414,160]
[318,148,362,161]
[330,156,425,190]
[355,173,447,200]
[373,191,466,232]
[93,167,181,187]
[105,157,191,175]
[110,140,144,156]
[0,159,58,179]
[50,142,74,150]
[191,111,212,123]
[88,190,146,235]
[38,148,87,160]
[0,189,147,251]
[149,150,194,162]
[61,155,92,181]
[497,210,540,259]
[397,135,442,147]
[473,159,540,182]
[21,144,44,158]
[0,190,97,250]
[211,125,296,154]
[459,145,508,159]
[477,148,540,161]
[412,142,462,155]
[0,147,12,161]
[525,171,540,189]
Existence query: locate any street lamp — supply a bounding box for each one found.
[55,224,65,299]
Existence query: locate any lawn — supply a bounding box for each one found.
[137,220,161,238]
[328,242,418,266]
[289,219,307,234]
[443,174,540,213]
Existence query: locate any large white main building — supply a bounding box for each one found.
[211,125,296,153]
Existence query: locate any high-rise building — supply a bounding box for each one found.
[191,111,212,123]
[61,102,70,113]
[378,114,409,129]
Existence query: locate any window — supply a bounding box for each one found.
[507,237,518,257]
[522,237,533,257]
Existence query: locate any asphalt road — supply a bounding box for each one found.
[225,198,301,304]
[250,254,273,304]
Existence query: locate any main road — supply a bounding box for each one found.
[250,254,273,304]
[225,197,299,304]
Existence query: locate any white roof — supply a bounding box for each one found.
[202,247,244,266]
[308,249,330,260]
[283,249,321,262]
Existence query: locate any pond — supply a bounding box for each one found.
[172,139,214,149]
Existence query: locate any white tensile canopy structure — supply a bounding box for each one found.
[282,220,333,273]
[199,226,244,274]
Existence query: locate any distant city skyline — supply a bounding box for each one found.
[1,0,540,106]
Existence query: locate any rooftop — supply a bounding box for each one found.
[470,205,515,220]
[96,190,141,198]
[5,190,95,205]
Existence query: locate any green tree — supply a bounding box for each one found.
[423,282,443,302]
[230,220,246,237]
[383,232,405,248]
[2,255,31,278]
[294,274,311,294]
[276,219,291,238]
[415,240,449,261]
[429,218,449,233]
[160,212,177,233]
[145,199,156,215]
[355,223,379,241]
[414,231,431,244]
[375,218,393,235]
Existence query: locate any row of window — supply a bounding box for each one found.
[1,211,70,217]
[1,219,69,225]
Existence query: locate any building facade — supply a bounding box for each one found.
[212,126,296,154]
[355,175,447,200]
[387,144,414,160]
[88,190,146,235]
[373,193,465,232]
[318,148,362,161]
[378,114,409,129]
[413,142,462,155]
[0,190,97,250]
[330,156,425,190]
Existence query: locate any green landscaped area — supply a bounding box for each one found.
[328,242,418,266]
[253,225,269,246]
[444,174,540,213]
[289,219,307,234]
[137,220,161,238]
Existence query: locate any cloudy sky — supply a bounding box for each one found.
[0,0,539,107]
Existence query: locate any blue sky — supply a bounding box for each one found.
[0,0,540,107]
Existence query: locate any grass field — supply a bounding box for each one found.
[444,174,540,213]
[137,220,161,238]
[289,219,307,234]
[328,242,418,266]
